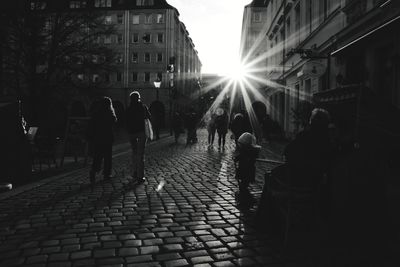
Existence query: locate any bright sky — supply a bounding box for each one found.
[167,0,252,75]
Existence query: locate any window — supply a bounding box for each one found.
[157,53,163,62]
[137,0,154,6]
[132,72,138,82]
[116,72,122,82]
[145,14,152,24]
[295,3,301,45]
[252,12,262,22]
[76,55,84,64]
[104,16,112,25]
[95,0,112,7]
[104,35,112,44]
[132,33,139,43]
[132,15,140,24]
[156,14,164,23]
[144,72,150,82]
[319,0,327,23]
[70,1,87,8]
[143,33,151,43]
[286,17,291,50]
[157,33,164,43]
[306,0,312,34]
[327,0,341,15]
[144,53,150,63]
[104,73,110,83]
[117,34,123,44]
[116,53,123,64]
[132,53,138,63]
[92,74,100,83]
[30,1,46,10]
[117,14,123,24]
[92,55,99,63]
[44,19,52,31]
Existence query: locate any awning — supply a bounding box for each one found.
[331,14,400,56]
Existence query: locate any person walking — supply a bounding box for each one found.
[87,97,117,186]
[234,132,261,202]
[185,110,198,145]
[172,111,184,143]
[125,91,151,183]
[230,111,252,146]
[215,108,229,150]
[206,111,216,147]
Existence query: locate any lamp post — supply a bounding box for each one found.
[168,72,174,136]
[153,77,161,100]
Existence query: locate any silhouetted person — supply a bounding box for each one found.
[261,114,273,142]
[87,97,117,186]
[149,103,164,140]
[185,111,198,144]
[126,91,151,183]
[205,111,216,147]
[284,108,332,190]
[172,111,184,143]
[215,108,229,150]
[230,112,246,146]
[234,132,261,203]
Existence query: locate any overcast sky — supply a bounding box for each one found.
[167,0,252,74]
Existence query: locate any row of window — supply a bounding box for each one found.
[117,52,164,63]
[31,0,155,10]
[98,33,164,45]
[69,51,164,64]
[94,0,154,8]
[104,14,164,25]
[267,0,341,67]
[81,72,162,83]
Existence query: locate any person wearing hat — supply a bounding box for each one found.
[234,132,261,201]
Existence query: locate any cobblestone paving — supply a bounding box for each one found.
[0,130,285,267]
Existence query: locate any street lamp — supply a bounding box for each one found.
[153,77,161,100]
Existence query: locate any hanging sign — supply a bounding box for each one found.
[302,60,326,78]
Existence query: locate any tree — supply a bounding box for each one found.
[1,4,116,126]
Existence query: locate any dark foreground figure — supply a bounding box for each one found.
[87,97,117,185]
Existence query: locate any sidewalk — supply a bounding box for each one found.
[1,130,172,201]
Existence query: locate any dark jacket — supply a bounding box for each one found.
[235,145,260,183]
[125,102,150,134]
[284,128,332,187]
[215,113,229,134]
[88,111,116,144]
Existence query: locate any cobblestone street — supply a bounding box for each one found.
[0,130,284,267]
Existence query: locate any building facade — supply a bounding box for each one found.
[1,0,202,118]
[241,0,400,138]
[240,0,269,83]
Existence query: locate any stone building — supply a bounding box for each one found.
[1,0,202,124]
[240,0,269,86]
[241,0,399,138]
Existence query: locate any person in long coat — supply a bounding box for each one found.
[88,97,117,185]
